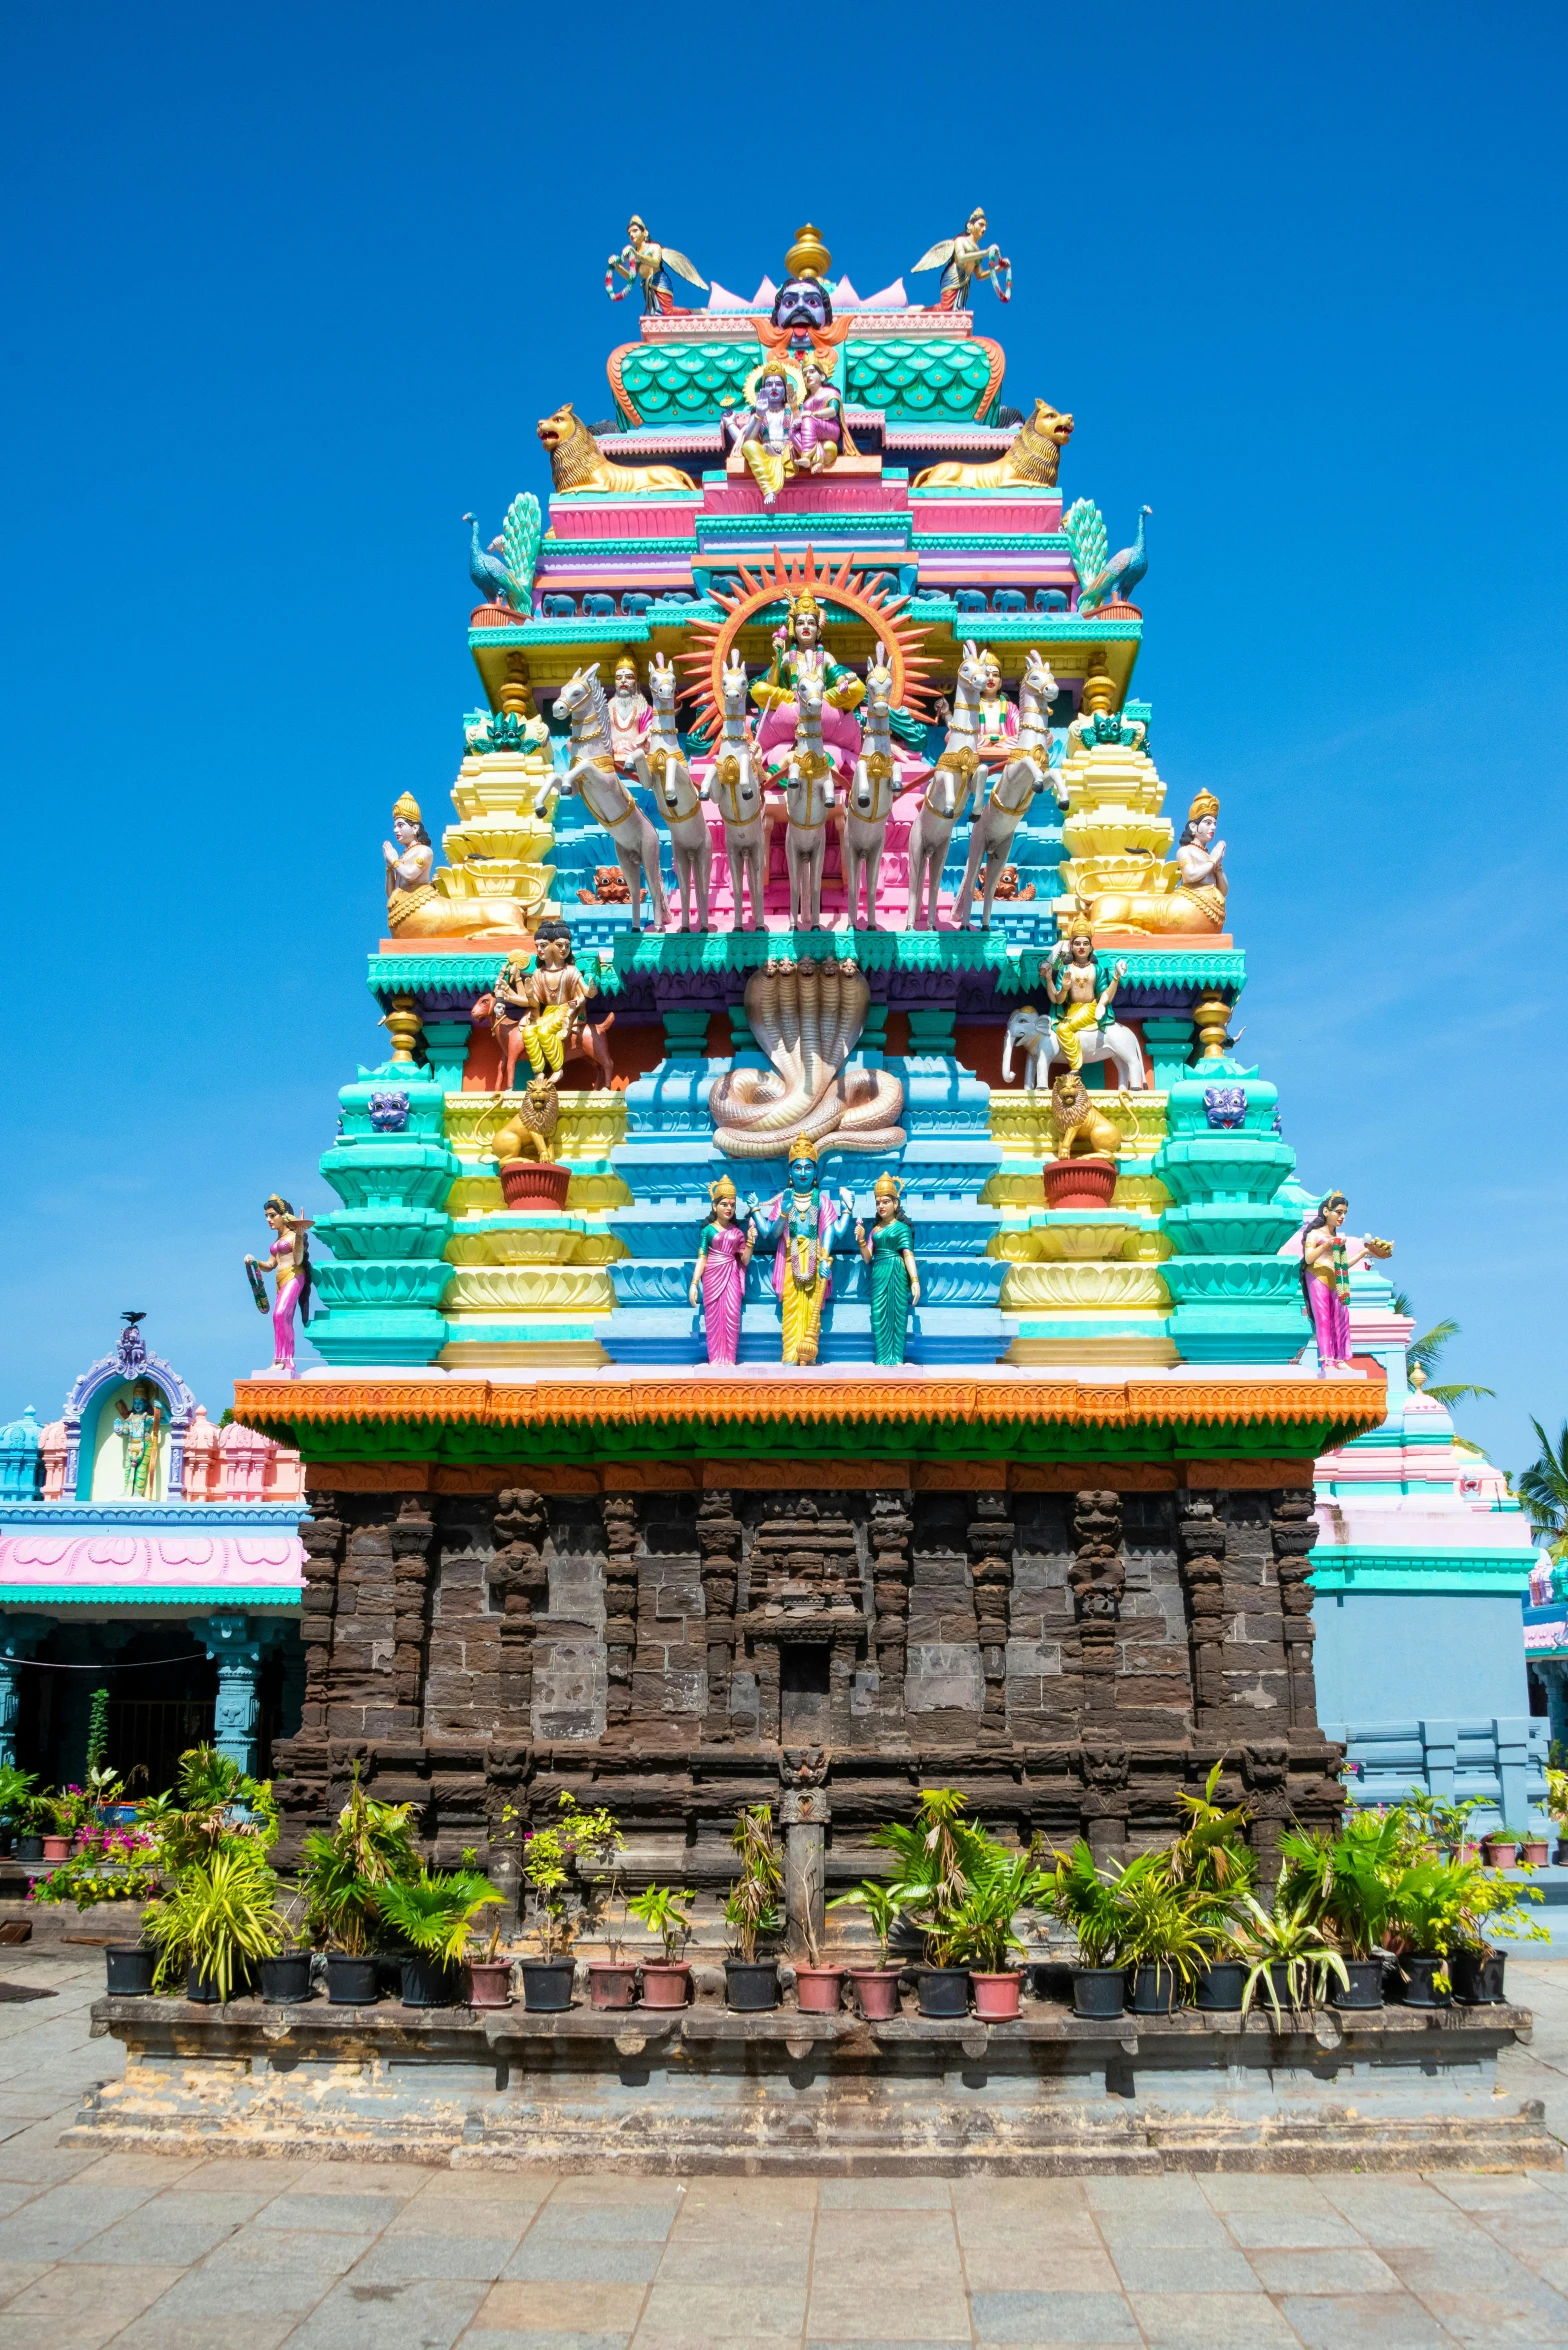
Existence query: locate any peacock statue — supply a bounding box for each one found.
[463,492,542,615]
[1063,501,1151,614]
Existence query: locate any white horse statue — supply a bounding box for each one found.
[555,664,667,932]
[636,651,711,933]
[784,671,835,933]
[1001,1002,1146,1092]
[954,648,1059,931]
[843,639,898,931]
[905,640,988,931]
[710,649,767,932]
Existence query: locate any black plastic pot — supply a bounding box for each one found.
[400,1953,462,2008]
[1450,1947,1507,2006]
[104,1944,156,1995]
[326,1953,381,2006]
[1072,1966,1126,2019]
[519,1958,575,2012]
[1195,1961,1246,2012]
[1395,1953,1449,2009]
[1130,1962,1183,2016]
[1330,1957,1385,2011]
[15,1835,42,1864]
[187,1962,254,2004]
[914,1967,971,2018]
[724,1959,780,2013]
[260,1951,314,2005]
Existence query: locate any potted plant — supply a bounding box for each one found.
[1547,1765,1568,1865]
[299,1768,420,2005]
[1235,1890,1350,2022]
[827,1878,910,2018]
[0,1764,37,1859]
[1448,1864,1548,2003]
[516,1792,622,2011]
[1521,1831,1551,1866]
[1164,1761,1255,2011]
[11,1783,48,1865]
[1116,1863,1216,2015]
[943,1847,1050,2020]
[376,1867,505,2007]
[1276,1813,1399,2011]
[1483,1828,1520,1868]
[143,1837,288,2003]
[724,1803,783,2011]
[1049,1841,1133,2018]
[627,1884,693,2007]
[791,1918,845,2016]
[870,1787,993,2018]
[41,1791,77,1865]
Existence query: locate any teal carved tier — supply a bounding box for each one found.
[611,337,1003,428]
[1154,1069,1309,1366]
[310,1073,457,1367]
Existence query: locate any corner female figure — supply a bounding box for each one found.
[689,1177,756,1366]
[855,1174,920,1366]
[247,1195,314,1377]
[1299,1190,1390,1375]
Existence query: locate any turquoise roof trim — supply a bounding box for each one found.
[1311,1552,1539,1596]
[0,1587,302,1610]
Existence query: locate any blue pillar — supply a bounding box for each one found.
[195,1615,265,1776]
[1421,1718,1457,1806]
[1495,1716,1532,1836]
[0,1619,47,1770]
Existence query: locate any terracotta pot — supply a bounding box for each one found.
[848,1966,902,2019]
[1521,1838,1550,1866]
[466,1959,513,2009]
[40,1835,70,1863]
[587,1962,638,2010]
[1042,1156,1117,1211]
[1484,1837,1519,1868]
[971,1970,1022,2020]
[638,1961,690,2009]
[792,1965,845,2014]
[1459,1840,1480,1863]
[498,1160,571,1210]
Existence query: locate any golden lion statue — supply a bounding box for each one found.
[537,403,696,495]
[1048,1072,1123,1161]
[492,1079,561,1167]
[913,398,1075,491]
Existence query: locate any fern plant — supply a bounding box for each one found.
[143,1841,288,1999]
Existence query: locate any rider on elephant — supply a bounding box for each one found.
[1044,916,1128,1074]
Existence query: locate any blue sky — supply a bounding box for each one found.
[2,3,1564,1472]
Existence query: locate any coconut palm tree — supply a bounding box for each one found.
[1390,1294,1495,1410]
[1520,1419,1568,1559]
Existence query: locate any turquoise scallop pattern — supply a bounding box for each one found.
[844,340,997,422]
[615,342,756,423]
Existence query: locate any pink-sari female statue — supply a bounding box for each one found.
[689,1177,756,1365]
[247,1196,314,1376]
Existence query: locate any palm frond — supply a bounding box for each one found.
[1406,1319,1458,1375]
[1519,1419,1568,1542]
[1424,1382,1495,1407]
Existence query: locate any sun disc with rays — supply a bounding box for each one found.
[680,547,939,746]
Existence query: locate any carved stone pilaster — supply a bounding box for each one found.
[1271,1489,1321,1729]
[1080,1737,1131,1861]
[296,1496,344,1732]
[389,1497,436,1715]
[697,1488,742,1739]
[1178,1493,1230,1728]
[868,1489,913,1710]
[969,1490,1015,1732]
[780,1746,829,1954]
[600,1493,640,1729]
[1071,1490,1124,1718]
[488,1488,550,1729]
[1242,1739,1292,1892]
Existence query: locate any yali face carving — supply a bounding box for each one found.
[771,277,832,333]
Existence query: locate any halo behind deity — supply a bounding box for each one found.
[740,356,808,409]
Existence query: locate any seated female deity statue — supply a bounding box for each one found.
[1086,790,1229,936]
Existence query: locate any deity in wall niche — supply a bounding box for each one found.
[114,1385,164,1499]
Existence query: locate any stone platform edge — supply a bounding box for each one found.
[68,1993,1561,2178]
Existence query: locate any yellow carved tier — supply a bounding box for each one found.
[1009,1334,1181,1368]
[442,1265,617,1314]
[1061,816,1175,865]
[1058,737,1167,820]
[446,1169,632,1216]
[439,1338,609,1369]
[444,1091,628,1162]
[450,753,556,828]
[1113,1172,1172,1213]
[444,1222,628,1269]
[988,1091,1169,1163]
[1000,1262,1171,1312]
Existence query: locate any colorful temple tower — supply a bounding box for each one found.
[235,218,1389,1909]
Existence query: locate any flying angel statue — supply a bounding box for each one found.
[606,216,709,314]
[909,208,1012,309]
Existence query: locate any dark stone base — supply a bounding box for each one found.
[72,1992,1559,2176]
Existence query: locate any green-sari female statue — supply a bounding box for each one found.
[855,1174,920,1366]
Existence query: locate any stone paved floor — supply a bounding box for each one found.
[0,1948,1565,2349]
